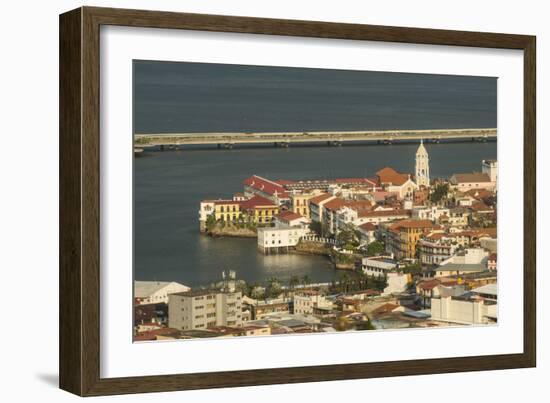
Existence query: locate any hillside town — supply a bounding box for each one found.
[134,141,498,341]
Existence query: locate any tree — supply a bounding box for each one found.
[366,241,385,257]
[402,262,422,275]
[430,183,450,203]
[301,275,311,289]
[205,214,216,231]
[266,277,282,298]
[289,275,300,291]
[336,224,360,248]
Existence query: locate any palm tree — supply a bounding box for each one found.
[301,275,311,289]
[289,275,300,291]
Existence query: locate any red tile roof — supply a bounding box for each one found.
[376,167,410,186]
[358,222,377,231]
[240,195,279,209]
[243,175,289,198]
[323,198,347,211]
[452,172,492,183]
[275,211,305,222]
[358,209,409,218]
[390,219,434,230]
[309,193,335,205]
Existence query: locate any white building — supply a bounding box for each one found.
[415,139,430,187]
[412,205,450,222]
[134,281,190,305]
[293,292,333,315]
[430,284,497,324]
[362,257,397,277]
[433,248,489,277]
[382,272,411,295]
[482,159,498,183]
[257,226,309,253]
[168,289,243,331]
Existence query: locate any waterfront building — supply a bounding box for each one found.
[168,289,243,331]
[361,256,397,277]
[239,195,279,224]
[385,219,435,260]
[257,226,309,253]
[243,175,290,205]
[213,199,243,223]
[415,139,430,187]
[198,201,215,231]
[134,281,190,305]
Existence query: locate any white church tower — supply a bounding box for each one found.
[415,139,430,187]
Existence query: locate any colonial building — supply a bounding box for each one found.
[243,175,290,205]
[415,139,430,187]
[376,167,419,199]
[385,219,435,260]
[290,191,321,218]
[239,195,279,225]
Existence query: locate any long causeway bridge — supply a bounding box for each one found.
[134,128,496,150]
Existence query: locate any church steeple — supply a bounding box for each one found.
[415,139,430,187]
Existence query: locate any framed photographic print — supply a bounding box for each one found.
[59,6,536,396]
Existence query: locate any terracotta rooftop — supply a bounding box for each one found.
[323,198,347,211]
[309,193,335,205]
[243,175,289,198]
[390,219,434,230]
[376,167,410,186]
[358,209,409,218]
[240,195,279,209]
[358,222,377,231]
[275,210,305,222]
[451,172,492,183]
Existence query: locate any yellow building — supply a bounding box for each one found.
[213,200,243,222]
[240,195,279,225]
[387,219,435,260]
[290,192,319,218]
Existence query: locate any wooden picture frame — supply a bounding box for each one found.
[59,6,536,396]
